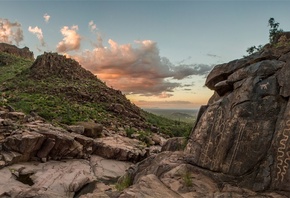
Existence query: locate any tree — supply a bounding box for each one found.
[246,45,263,55]
[268,17,283,44]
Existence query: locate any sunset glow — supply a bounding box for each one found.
[1,1,290,109]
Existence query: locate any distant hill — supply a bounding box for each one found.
[0,43,34,60]
[0,45,191,137]
[144,108,198,124]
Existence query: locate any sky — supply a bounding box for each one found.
[1,0,290,109]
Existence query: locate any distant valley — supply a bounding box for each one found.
[144,108,198,124]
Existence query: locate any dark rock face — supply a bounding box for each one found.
[0,43,34,60]
[185,42,290,193]
[29,52,96,80]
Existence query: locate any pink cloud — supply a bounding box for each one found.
[73,37,212,97]
[56,25,81,53]
[43,13,50,23]
[0,18,23,46]
[28,26,45,47]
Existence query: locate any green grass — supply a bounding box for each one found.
[7,92,108,125]
[0,52,33,83]
[182,171,193,187]
[142,110,192,138]
[116,175,132,191]
[0,51,192,139]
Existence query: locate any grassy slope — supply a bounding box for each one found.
[0,52,192,138]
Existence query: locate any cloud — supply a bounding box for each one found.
[57,25,81,53]
[43,13,50,23]
[28,26,45,47]
[173,64,213,80]
[73,37,213,97]
[0,18,23,46]
[88,20,97,32]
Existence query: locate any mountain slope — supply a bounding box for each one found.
[0,48,191,137]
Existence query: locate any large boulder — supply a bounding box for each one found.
[93,135,147,163]
[76,121,103,138]
[185,42,290,194]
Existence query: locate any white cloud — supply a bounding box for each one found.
[0,18,23,46]
[88,20,97,32]
[56,25,81,53]
[43,13,50,23]
[28,26,45,47]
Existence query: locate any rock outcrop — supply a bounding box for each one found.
[0,106,148,167]
[116,36,290,197]
[0,43,34,60]
[185,35,290,194]
[0,155,132,197]
[29,52,96,80]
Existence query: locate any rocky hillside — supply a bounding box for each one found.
[0,43,34,60]
[0,49,190,138]
[114,33,290,197]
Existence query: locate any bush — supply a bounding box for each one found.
[116,175,132,191]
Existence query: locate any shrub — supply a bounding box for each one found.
[116,175,132,191]
[182,171,193,187]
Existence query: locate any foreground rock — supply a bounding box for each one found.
[0,106,149,167]
[119,152,286,198]
[93,135,147,162]
[0,155,132,197]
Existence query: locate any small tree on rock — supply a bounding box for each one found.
[268,17,283,44]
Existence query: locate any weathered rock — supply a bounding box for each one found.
[77,121,103,138]
[35,126,84,160]
[0,155,131,198]
[184,42,290,195]
[66,124,85,134]
[118,152,286,198]
[161,137,186,152]
[29,52,96,80]
[0,43,34,59]
[119,174,182,198]
[93,135,147,162]
[151,133,166,146]
[90,155,132,183]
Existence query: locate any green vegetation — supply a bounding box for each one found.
[268,17,283,44]
[0,52,33,83]
[7,92,107,124]
[246,45,263,55]
[142,110,192,138]
[182,171,193,187]
[115,175,132,191]
[246,17,284,55]
[125,127,135,138]
[144,108,197,124]
[0,51,192,139]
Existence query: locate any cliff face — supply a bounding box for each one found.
[0,43,34,60]
[185,35,290,192]
[117,35,290,198]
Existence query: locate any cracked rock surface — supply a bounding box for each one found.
[0,155,132,197]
